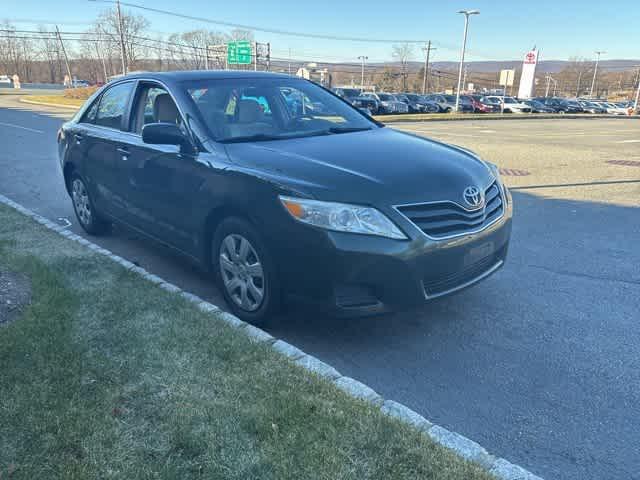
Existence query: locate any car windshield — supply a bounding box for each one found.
[483,97,500,104]
[503,97,517,104]
[378,94,395,101]
[184,77,377,142]
[444,95,457,102]
[406,94,420,101]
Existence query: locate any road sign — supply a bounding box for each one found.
[227,41,252,65]
[499,69,515,87]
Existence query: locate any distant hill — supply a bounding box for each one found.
[429,59,640,74]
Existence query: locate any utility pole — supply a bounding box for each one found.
[55,26,72,86]
[204,45,209,70]
[462,65,468,92]
[455,10,479,112]
[422,41,435,94]
[589,50,605,97]
[116,0,127,75]
[288,48,292,75]
[358,55,368,88]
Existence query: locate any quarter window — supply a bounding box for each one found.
[95,82,134,130]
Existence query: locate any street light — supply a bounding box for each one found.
[358,55,368,88]
[455,10,480,112]
[589,50,606,98]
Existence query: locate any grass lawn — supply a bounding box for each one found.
[21,95,83,108]
[0,204,494,480]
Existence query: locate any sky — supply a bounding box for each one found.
[4,0,639,63]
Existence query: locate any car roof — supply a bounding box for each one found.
[112,70,294,85]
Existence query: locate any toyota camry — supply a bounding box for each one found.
[58,71,513,324]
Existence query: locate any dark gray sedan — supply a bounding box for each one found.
[58,71,512,324]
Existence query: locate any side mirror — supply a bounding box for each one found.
[142,122,192,151]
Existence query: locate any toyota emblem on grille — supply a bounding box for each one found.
[463,186,484,209]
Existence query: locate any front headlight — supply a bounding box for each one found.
[279,196,407,240]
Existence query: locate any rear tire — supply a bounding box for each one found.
[212,217,280,326]
[70,174,110,235]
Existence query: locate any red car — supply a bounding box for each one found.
[467,95,499,113]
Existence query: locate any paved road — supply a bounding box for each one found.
[1,96,639,480]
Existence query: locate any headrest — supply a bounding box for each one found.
[153,93,179,123]
[237,99,263,123]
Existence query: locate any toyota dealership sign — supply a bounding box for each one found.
[517,48,539,99]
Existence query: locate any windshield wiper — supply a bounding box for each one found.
[218,130,335,143]
[218,133,284,143]
[327,126,373,134]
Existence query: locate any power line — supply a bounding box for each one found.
[87,0,430,44]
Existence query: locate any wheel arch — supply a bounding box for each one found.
[201,204,256,270]
[63,162,77,195]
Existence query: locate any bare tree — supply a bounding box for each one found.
[392,43,413,91]
[94,7,150,73]
[37,26,63,83]
[167,30,226,70]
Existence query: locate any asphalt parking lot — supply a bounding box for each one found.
[1,95,639,480]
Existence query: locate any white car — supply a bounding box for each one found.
[485,96,532,113]
[0,75,12,85]
[603,102,629,115]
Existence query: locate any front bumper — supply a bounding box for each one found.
[270,187,514,317]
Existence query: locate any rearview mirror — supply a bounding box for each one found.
[142,122,192,151]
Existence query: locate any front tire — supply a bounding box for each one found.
[70,174,110,235]
[212,217,280,325]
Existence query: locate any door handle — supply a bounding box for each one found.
[116,147,130,161]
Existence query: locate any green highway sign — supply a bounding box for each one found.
[227,41,252,65]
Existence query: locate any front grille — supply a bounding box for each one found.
[396,182,504,239]
[423,246,505,297]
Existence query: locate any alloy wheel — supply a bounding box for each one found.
[219,234,265,311]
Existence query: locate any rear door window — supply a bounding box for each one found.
[94,82,134,130]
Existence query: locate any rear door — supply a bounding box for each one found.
[81,81,136,219]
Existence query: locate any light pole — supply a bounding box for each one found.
[634,72,640,113]
[455,10,479,112]
[589,50,605,98]
[358,55,368,88]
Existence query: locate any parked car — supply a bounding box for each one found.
[0,75,12,85]
[394,94,421,113]
[360,92,409,114]
[602,102,629,115]
[523,99,556,113]
[423,94,473,113]
[67,79,90,88]
[350,95,379,115]
[467,95,500,113]
[485,96,532,113]
[58,71,512,324]
[394,93,435,113]
[415,95,442,113]
[577,100,607,114]
[536,97,583,113]
[332,87,362,104]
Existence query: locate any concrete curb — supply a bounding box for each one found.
[0,193,543,480]
[18,97,81,110]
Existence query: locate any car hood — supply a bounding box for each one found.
[224,127,493,207]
